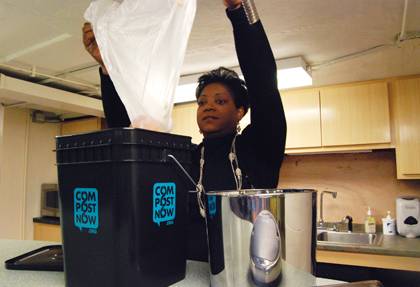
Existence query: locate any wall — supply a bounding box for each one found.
[24,117,59,240]
[0,105,3,140]
[0,105,4,182]
[0,107,59,240]
[278,150,420,224]
[0,108,28,239]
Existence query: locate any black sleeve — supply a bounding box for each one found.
[99,69,131,128]
[227,7,287,166]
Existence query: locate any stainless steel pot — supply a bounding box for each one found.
[204,189,317,287]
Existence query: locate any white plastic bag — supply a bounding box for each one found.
[85,0,196,131]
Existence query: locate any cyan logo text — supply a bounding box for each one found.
[74,188,98,234]
[153,183,176,227]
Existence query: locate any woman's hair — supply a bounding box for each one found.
[195,67,249,114]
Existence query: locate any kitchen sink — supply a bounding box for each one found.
[317,231,383,246]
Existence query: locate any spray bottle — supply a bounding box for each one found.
[364,207,376,234]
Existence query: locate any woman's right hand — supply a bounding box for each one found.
[223,0,242,10]
[82,22,108,74]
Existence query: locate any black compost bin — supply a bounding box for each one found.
[56,128,193,287]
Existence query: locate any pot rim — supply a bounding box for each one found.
[204,188,317,197]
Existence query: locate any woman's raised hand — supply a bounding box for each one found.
[82,22,107,74]
[223,0,242,10]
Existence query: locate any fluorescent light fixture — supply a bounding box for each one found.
[276,57,312,90]
[174,82,198,104]
[174,56,312,104]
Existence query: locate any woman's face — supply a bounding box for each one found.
[196,83,244,138]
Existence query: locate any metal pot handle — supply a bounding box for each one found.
[196,184,206,218]
[166,154,206,218]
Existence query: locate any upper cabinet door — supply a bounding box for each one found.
[61,117,102,136]
[395,78,420,178]
[281,89,322,149]
[320,82,391,146]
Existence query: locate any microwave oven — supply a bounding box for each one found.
[41,183,60,218]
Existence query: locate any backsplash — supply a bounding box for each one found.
[278,150,420,224]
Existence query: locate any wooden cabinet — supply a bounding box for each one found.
[34,223,61,242]
[61,117,103,136]
[320,82,391,146]
[393,78,420,179]
[281,89,321,149]
[317,250,420,272]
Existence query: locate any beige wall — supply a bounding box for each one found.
[0,107,59,240]
[0,105,4,140]
[0,105,4,175]
[24,118,59,240]
[0,108,29,239]
[278,150,420,224]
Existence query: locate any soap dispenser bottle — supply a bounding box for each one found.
[382,211,396,235]
[365,207,376,234]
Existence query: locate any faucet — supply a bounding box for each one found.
[319,191,337,228]
[342,215,353,233]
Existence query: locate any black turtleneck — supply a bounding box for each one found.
[99,7,286,262]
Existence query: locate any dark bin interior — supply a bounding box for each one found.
[56,128,193,287]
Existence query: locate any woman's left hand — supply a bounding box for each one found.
[223,0,242,10]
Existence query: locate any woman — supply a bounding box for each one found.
[83,0,287,261]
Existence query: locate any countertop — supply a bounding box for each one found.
[34,218,420,258]
[317,223,420,258]
[0,239,344,287]
[33,217,60,225]
[317,233,420,257]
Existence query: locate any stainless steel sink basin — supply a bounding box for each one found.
[317,231,383,246]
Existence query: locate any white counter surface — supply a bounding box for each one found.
[1,239,344,287]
